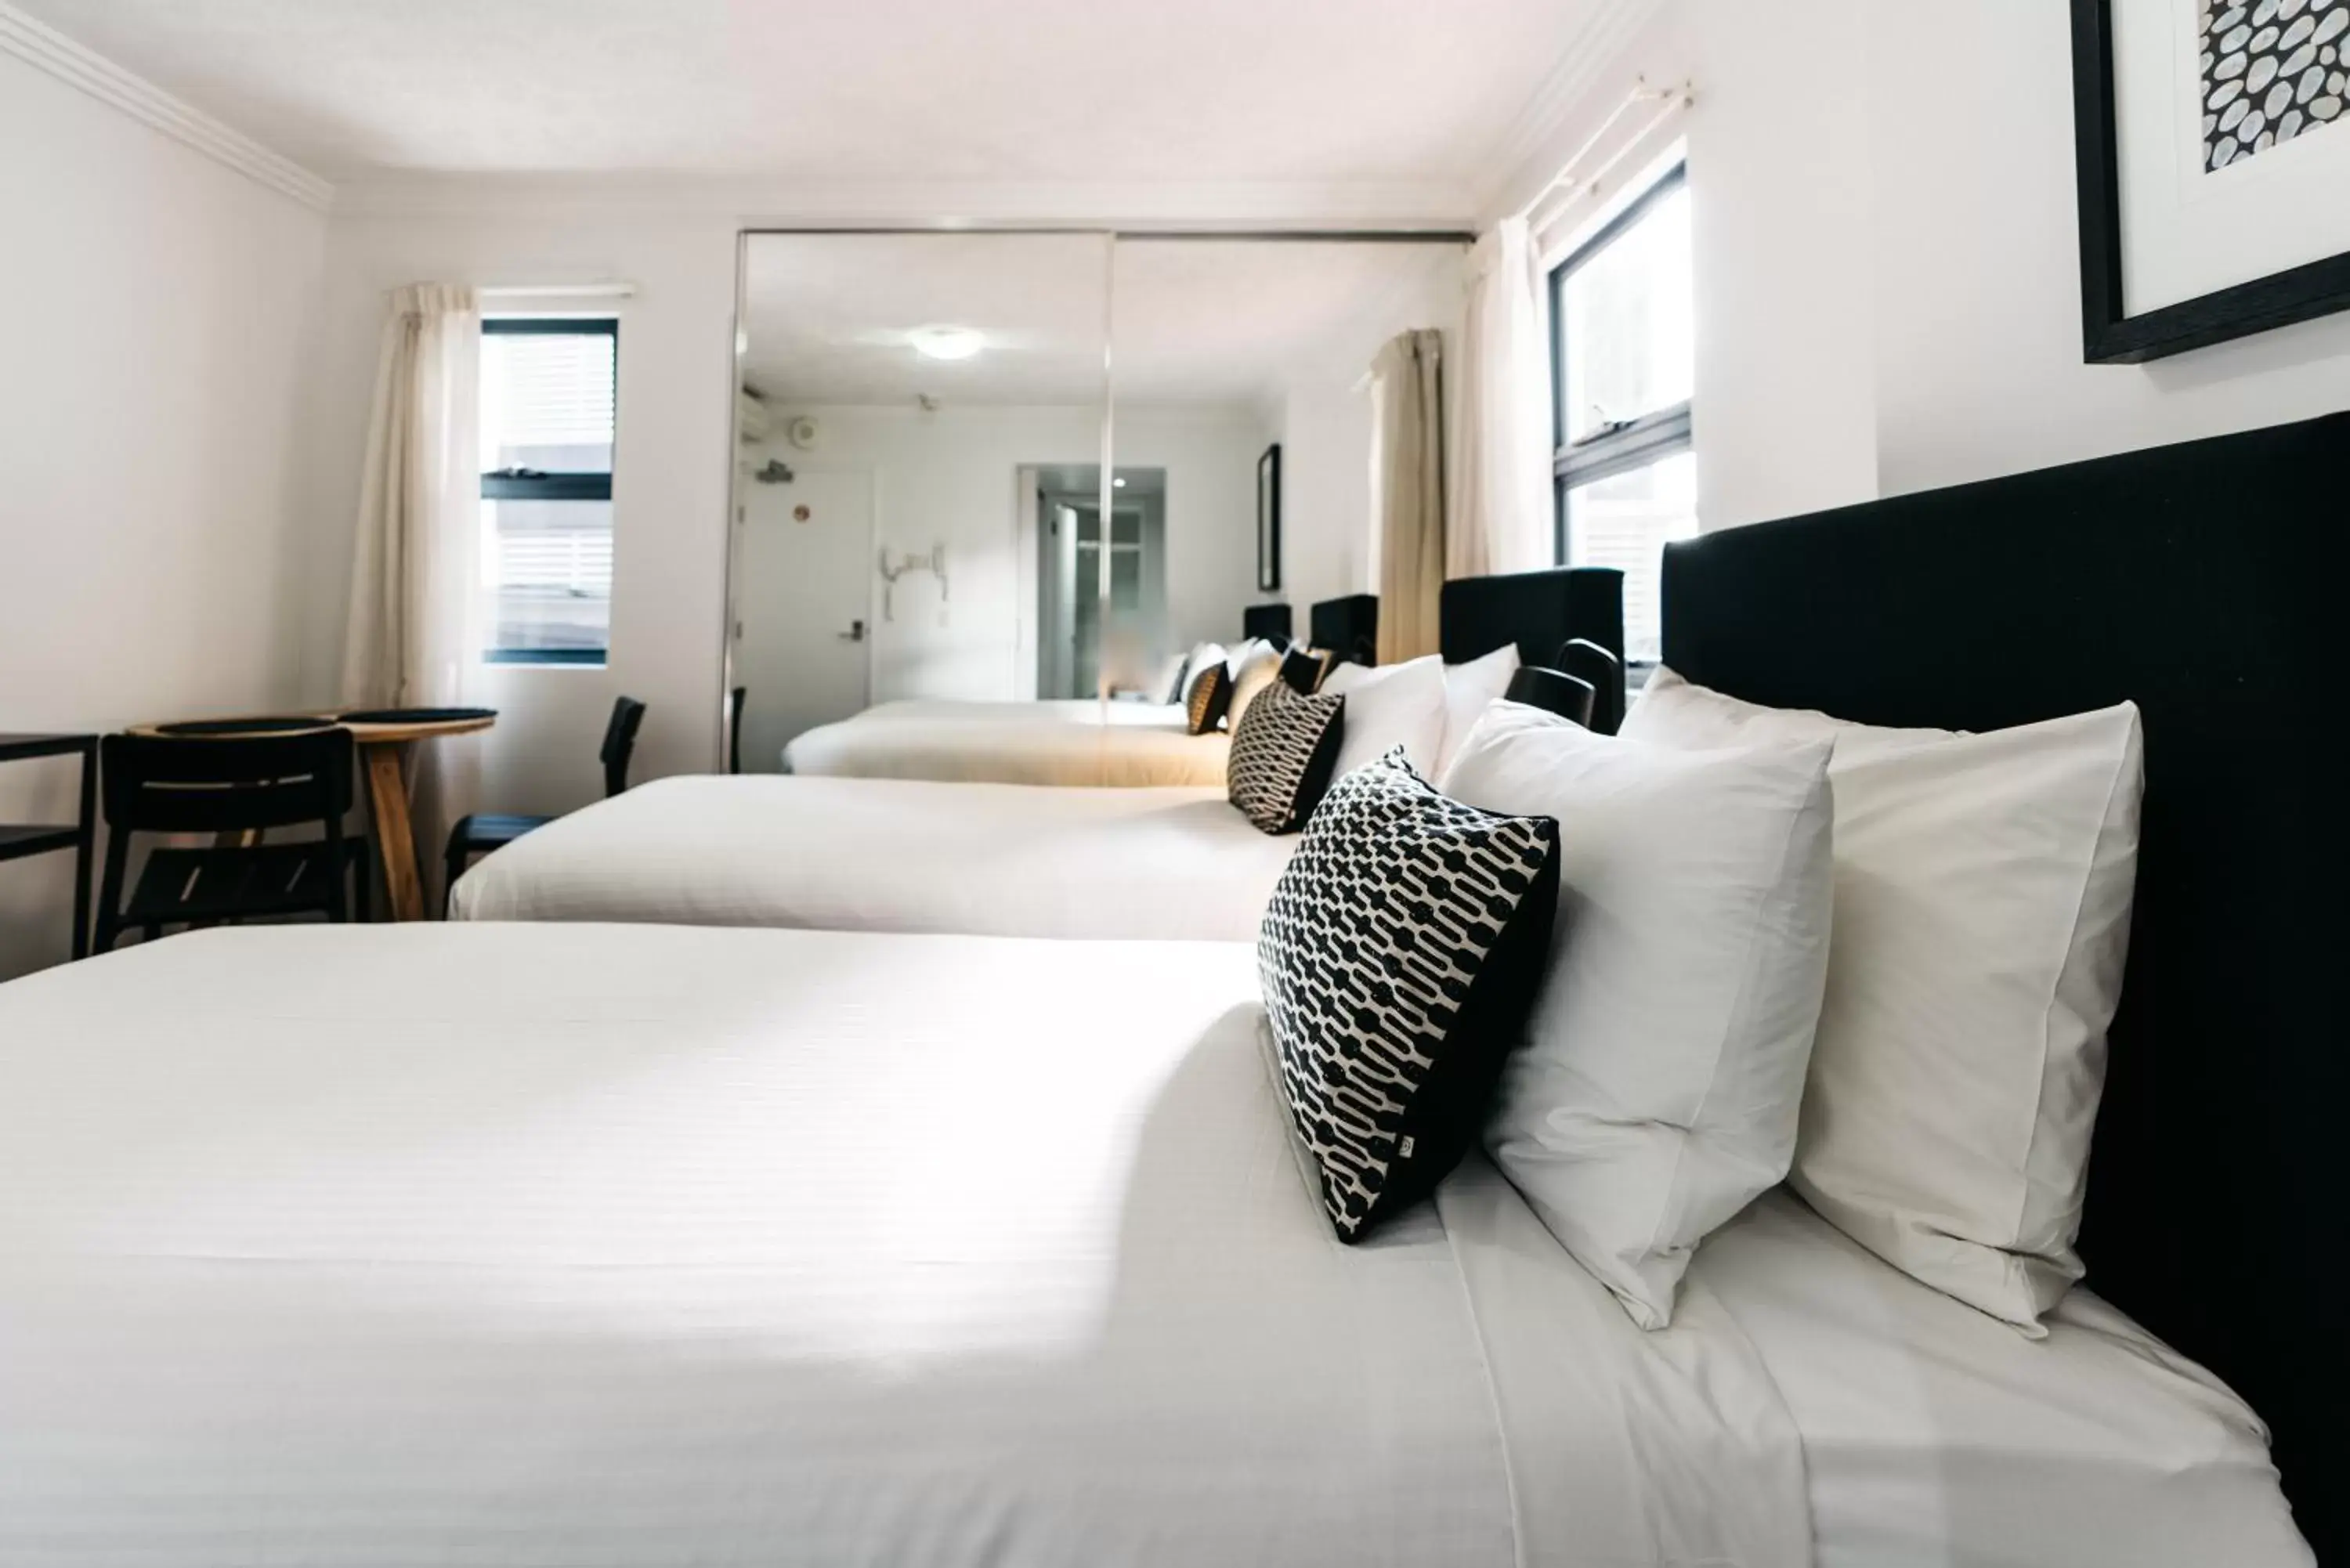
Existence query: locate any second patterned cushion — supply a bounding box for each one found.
[1226,678,1344,833]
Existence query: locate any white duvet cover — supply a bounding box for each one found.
[783,699,1228,786]
[0,925,1810,1568]
[1695,1191,2312,1568]
[452,775,1294,941]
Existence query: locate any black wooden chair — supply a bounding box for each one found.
[728,686,747,775]
[94,727,365,952]
[1504,665,1597,728]
[443,695,646,905]
[1556,638,1626,735]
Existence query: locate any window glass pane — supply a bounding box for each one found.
[480,331,615,475]
[480,497,613,656]
[1564,450,1696,664]
[1559,182,1693,444]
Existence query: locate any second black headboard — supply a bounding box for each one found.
[1242,603,1292,644]
[1308,594,1379,667]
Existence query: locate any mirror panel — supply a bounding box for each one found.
[1104,237,1469,696]
[729,232,1111,771]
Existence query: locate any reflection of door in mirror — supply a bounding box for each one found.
[732,464,872,774]
[1029,466,1166,699]
[728,231,1112,758]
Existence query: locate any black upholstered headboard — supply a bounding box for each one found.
[1660,411,2348,1563]
[1308,594,1379,667]
[1439,566,1625,668]
[1242,603,1292,644]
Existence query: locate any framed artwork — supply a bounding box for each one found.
[2071,0,2350,361]
[1256,443,1282,593]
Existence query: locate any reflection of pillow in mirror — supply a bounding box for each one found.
[1154,652,1190,706]
[1173,642,1226,708]
[1436,645,1521,775]
[1321,655,1446,779]
[1184,662,1233,735]
[1226,641,1286,724]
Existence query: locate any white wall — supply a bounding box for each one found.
[746,403,1268,703]
[296,211,739,818]
[0,52,327,978]
[1491,0,2349,533]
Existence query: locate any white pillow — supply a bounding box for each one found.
[1439,700,1835,1328]
[1622,669,2145,1335]
[1225,640,1286,724]
[1320,655,1448,779]
[1434,644,1522,775]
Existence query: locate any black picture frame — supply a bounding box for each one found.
[2070,0,2350,363]
[1256,443,1282,593]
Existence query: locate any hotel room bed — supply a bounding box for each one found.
[782,697,1230,787]
[0,923,2302,1567]
[452,774,1293,940]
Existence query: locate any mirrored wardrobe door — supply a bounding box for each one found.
[1104,236,1472,710]
[727,231,1111,772]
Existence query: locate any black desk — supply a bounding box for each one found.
[0,734,98,960]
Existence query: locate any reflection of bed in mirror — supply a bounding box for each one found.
[454,570,1618,937]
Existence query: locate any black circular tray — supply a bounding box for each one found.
[154,717,334,736]
[334,706,498,725]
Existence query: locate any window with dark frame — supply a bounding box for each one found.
[479,317,618,666]
[1549,163,1694,666]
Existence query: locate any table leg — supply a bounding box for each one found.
[70,739,95,960]
[362,741,425,922]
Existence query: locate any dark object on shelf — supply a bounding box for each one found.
[0,733,98,960]
[335,706,498,727]
[1555,638,1625,735]
[1308,594,1379,667]
[2070,0,2350,360]
[1256,443,1282,591]
[1503,666,1596,729]
[93,728,365,951]
[729,687,747,775]
[443,696,646,909]
[1242,603,1292,645]
[153,717,336,737]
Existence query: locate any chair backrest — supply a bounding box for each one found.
[599,697,648,797]
[1555,638,1625,735]
[728,686,747,775]
[1503,665,1596,728]
[102,728,356,834]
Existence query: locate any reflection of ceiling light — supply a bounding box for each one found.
[1112,477,1127,488]
[911,326,983,361]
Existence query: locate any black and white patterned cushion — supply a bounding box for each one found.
[1226,678,1344,833]
[1278,646,1332,694]
[1258,749,1560,1241]
[1184,662,1233,735]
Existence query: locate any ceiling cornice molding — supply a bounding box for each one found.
[0,0,334,210]
[328,173,1478,229]
[1473,0,1658,219]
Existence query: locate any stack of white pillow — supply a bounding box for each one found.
[1434,668,2145,1332]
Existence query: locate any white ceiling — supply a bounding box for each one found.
[739,233,1462,406]
[14,0,1607,193]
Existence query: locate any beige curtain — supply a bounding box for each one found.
[340,283,483,894]
[1450,218,1553,579]
[1370,328,1445,665]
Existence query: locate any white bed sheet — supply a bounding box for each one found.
[1693,1190,2312,1568]
[784,699,1229,786]
[452,775,1294,941]
[0,925,1812,1568]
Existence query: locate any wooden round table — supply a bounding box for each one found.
[135,710,497,923]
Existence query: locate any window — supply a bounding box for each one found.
[1549,164,1694,665]
[479,318,617,664]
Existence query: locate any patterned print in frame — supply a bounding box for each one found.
[2202,0,2348,171]
[1257,749,1560,1240]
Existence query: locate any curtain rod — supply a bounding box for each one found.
[1523,76,1695,220]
